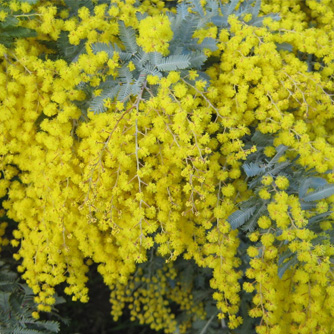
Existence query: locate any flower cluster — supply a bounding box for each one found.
[1,0,334,332]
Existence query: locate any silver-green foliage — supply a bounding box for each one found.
[70,0,280,114]
[0,261,63,334]
[0,1,37,48]
[227,131,334,231]
[227,131,334,280]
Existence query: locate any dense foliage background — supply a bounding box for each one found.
[1,0,334,333]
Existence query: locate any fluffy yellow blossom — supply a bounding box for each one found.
[258,188,271,200]
[258,216,272,229]
[275,175,289,190]
[137,14,173,55]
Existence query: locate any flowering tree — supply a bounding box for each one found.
[1,0,334,333]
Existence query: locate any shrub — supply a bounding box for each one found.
[1,0,334,332]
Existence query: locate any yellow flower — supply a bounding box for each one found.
[128,61,136,71]
[275,175,289,190]
[249,231,259,242]
[222,184,235,197]
[147,74,159,85]
[261,175,273,186]
[0,11,8,21]
[258,216,271,229]
[247,246,259,257]
[258,188,271,200]
[261,233,275,246]
[137,15,173,56]
[264,146,276,157]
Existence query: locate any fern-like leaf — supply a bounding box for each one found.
[241,203,267,232]
[298,177,328,199]
[33,321,59,333]
[140,64,162,78]
[91,42,115,58]
[186,37,218,52]
[228,206,257,230]
[278,255,298,279]
[148,52,163,67]
[88,86,119,114]
[303,184,334,202]
[250,131,273,147]
[251,0,261,18]
[191,0,205,17]
[17,0,39,4]
[64,0,94,17]
[118,21,137,54]
[243,162,265,177]
[307,211,332,226]
[267,144,288,166]
[156,54,190,71]
[188,51,207,69]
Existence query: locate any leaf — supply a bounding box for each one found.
[118,21,137,54]
[300,200,317,210]
[57,31,86,63]
[303,184,334,202]
[186,37,218,52]
[136,49,150,67]
[1,26,36,39]
[88,86,119,114]
[0,282,17,292]
[140,63,162,78]
[34,320,60,333]
[251,131,273,147]
[64,0,94,16]
[241,202,267,232]
[155,54,190,71]
[270,161,291,176]
[131,73,147,95]
[0,16,19,29]
[118,83,133,102]
[148,52,163,67]
[298,177,328,199]
[206,0,219,14]
[17,0,39,4]
[9,290,24,316]
[308,211,332,226]
[191,0,205,17]
[268,144,288,166]
[173,16,198,46]
[225,0,239,17]
[199,314,216,334]
[177,2,190,20]
[278,250,294,266]
[91,42,115,58]
[276,42,293,52]
[118,67,133,84]
[228,206,257,230]
[251,0,261,18]
[243,162,265,177]
[188,51,207,69]
[12,328,48,334]
[211,15,224,27]
[278,255,298,279]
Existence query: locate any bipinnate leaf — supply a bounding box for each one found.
[251,0,261,18]
[156,54,191,71]
[243,162,265,177]
[278,255,298,279]
[298,177,328,199]
[303,184,334,202]
[118,21,137,54]
[191,0,205,17]
[17,0,39,4]
[228,206,257,230]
